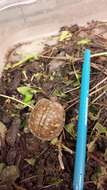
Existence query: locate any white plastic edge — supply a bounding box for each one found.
[0,0,38,11]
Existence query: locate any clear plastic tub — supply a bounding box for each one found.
[0,0,107,75]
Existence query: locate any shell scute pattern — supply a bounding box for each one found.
[28,98,65,141]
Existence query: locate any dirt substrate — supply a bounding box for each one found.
[0,21,107,190]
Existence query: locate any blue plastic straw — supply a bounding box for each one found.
[73,49,91,190]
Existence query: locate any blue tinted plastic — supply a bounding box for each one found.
[73,49,91,190]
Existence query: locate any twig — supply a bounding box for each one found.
[13,182,27,190]
[90,155,106,167]
[57,135,65,170]
[67,97,79,104]
[5,49,107,79]
[58,143,65,170]
[39,184,58,189]
[103,118,107,126]
[36,147,49,160]
[91,51,107,58]
[93,102,107,107]
[91,91,106,104]
[41,54,107,77]
[65,99,79,111]
[91,62,107,76]
[66,79,107,110]
[90,77,107,92]
[0,94,34,109]
[20,175,37,183]
[72,63,80,85]
[89,84,107,96]
[40,51,107,61]
[64,86,80,94]
[61,144,74,155]
[84,181,96,185]
[39,55,68,61]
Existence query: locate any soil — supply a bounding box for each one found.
[0,21,107,190]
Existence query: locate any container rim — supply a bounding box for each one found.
[0,0,37,11]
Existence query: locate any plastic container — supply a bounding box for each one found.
[0,0,107,76]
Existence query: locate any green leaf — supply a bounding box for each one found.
[59,31,72,41]
[17,86,37,104]
[64,120,75,137]
[17,86,35,96]
[77,38,91,45]
[24,93,33,103]
[17,86,39,108]
[95,122,107,136]
[12,54,39,68]
[17,87,33,104]
[5,54,39,70]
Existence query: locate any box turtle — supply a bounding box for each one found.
[28,98,65,141]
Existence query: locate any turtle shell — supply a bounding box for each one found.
[28,98,65,141]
